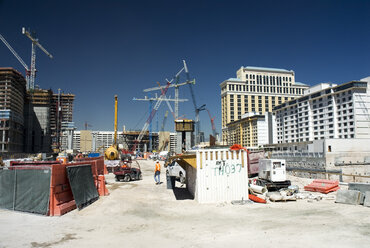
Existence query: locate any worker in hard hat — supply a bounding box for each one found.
[154,160,161,184]
[121,161,128,168]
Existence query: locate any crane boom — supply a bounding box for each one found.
[207,109,217,137]
[136,81,171,144]
[0,33,29,70]
[143,79,194,92]
[22,28,53,58]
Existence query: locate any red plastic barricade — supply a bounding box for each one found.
[49,163,76,216]
[8,157,109,215]
[304,179,340,194]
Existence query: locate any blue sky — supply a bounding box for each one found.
[0,0,369,136]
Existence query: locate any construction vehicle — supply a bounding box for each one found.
[256,159,291,191]
[114,161,142,182]
[104,95,120,165]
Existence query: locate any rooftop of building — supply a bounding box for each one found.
[294,81,308,86]
[226,78,243,82]
[241,66,293,73]
[273,80,368,111]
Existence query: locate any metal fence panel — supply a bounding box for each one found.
[66,164,99,210]
[0,168,51,215]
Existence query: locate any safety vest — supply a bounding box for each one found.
[155,162,160,172]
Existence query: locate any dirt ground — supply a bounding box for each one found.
[1,160,370,248]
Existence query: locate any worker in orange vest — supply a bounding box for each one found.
[154,160,161,184]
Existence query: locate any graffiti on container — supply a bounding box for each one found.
[212,160,242,176]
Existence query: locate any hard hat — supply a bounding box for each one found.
[156,160,159,163]
[124,162,127,164]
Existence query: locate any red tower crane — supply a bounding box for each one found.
[206,109,217,138]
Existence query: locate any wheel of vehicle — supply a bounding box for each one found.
[138,173,142,180]
[179,172,186,184]
[115,176,119,182]
[123,174,131,182]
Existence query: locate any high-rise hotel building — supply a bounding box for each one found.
[220,66,309,143]
[274,78,370,143]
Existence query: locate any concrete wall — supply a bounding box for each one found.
[325,139,370,167]
[185,165,197,198]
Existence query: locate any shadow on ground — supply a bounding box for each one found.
[173,187,194,200]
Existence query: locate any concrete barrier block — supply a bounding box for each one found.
[335,189,361,205]
[348,182,370,194]
[364,191,370,207]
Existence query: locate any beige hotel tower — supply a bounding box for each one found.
[220,66,309,144]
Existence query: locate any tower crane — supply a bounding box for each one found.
[206,109,217,138]
[0,33,30,85]
[133,96,188,151]
[132,65,184,152]
[22,27,53,90]
[143,74,195,120]
[183,60,206,145]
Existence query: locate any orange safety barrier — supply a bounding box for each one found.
[304,179,340,194]
[9,158,109,215]
[49,163,76,216]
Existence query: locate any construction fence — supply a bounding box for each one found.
[0,156,109,216]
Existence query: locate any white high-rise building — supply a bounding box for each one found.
[274,78,370,143]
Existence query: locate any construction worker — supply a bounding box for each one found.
[121,161,128,168]
[154,160,161,184]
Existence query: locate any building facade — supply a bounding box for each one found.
[220,66,309,144]
[274,78,370,143]
[0,68,26,153]
[226,112,276,148]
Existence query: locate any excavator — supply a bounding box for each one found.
[104,95,120,168]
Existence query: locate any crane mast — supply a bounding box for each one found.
[22,27,53,90]
[183,60,206,144]
[114,95,118,148]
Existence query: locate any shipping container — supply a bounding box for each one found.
[183,149,249,203]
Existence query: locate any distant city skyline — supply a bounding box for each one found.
[0,0,369,136]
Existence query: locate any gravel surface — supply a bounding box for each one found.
[1,159,370,248]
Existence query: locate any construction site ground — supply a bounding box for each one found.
[1,160,370,248]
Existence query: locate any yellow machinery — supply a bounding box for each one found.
[104,95,119,160]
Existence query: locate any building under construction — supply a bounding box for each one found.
[0,68,26,153]
[122,130,158,152]
[50,92,74,152]
[25,88,53,152]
